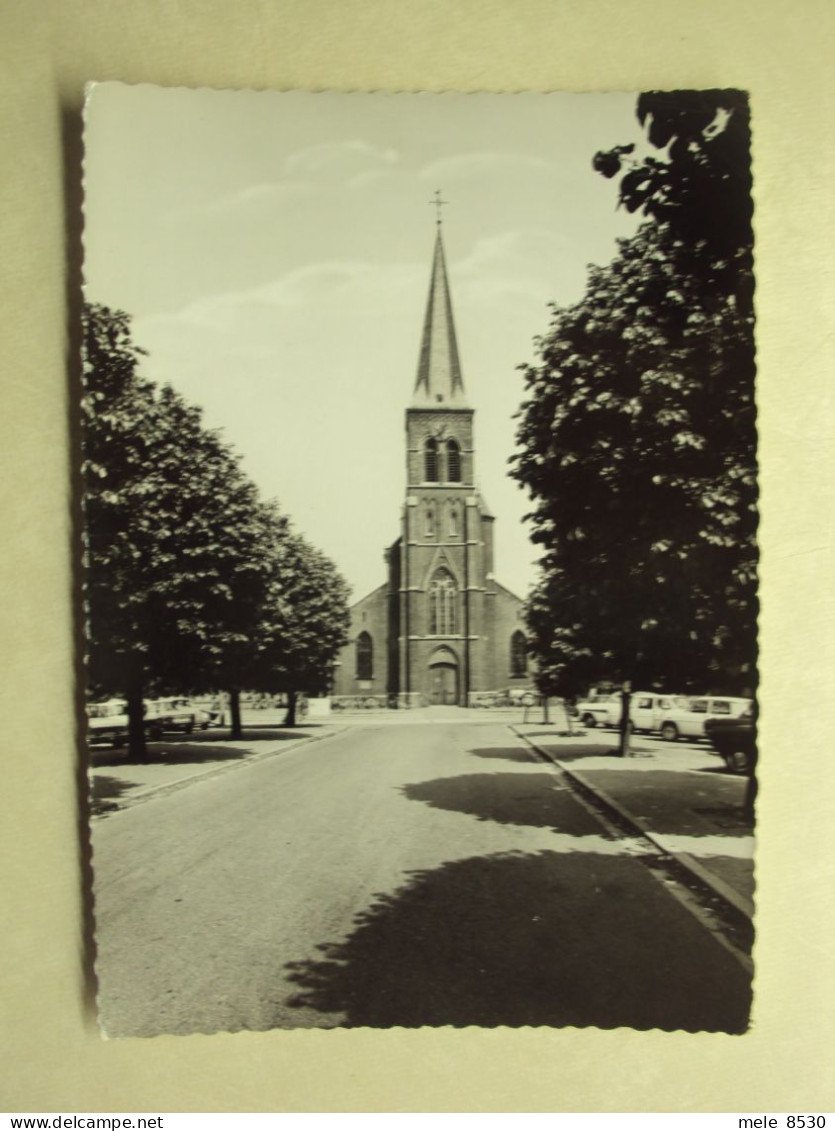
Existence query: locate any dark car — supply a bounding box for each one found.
[704,711,756,774]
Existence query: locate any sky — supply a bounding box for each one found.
[83,86,644,602]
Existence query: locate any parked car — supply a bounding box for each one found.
[657,695,753,742]
[704,710,756,774]
[86,699,129,745]
[87,696,213,748]
[575,690,683,731]
[145,698,211,736]
[574,692,622,728]
[629,692,690,734]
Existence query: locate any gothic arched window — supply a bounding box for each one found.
[446,438,461,482]
[425,506,435,537]
[424,438,439,482]
[448,503,459,537]
[356,632,373,680]
[510,630,528,678]
[428,569,457,635]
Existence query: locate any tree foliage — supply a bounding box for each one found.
[82,303,350,745]
[514,91,757,700]
[83,304,272,698]
[231,510,351,704]
[593,89,754,309]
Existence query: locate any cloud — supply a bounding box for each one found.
[419,152,558,183]
[144,259,379,334]
[449,228,572,312]
[457,228,568,272]
[177,140,402,222]
[345,167,411,193]
[180,178,323,221]
[283,139,400,179]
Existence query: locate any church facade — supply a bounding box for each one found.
[332,224,532,707]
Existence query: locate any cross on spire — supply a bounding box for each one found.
[429,188,448,226]
[413,207,466,406]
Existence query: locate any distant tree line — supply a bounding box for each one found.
[512,91,757,752]
[82,303,350,757]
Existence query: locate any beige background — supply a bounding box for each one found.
[1,0,833,1114]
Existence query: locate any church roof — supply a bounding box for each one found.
[412,225,468,408]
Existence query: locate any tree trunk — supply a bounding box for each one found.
[126,680,147,760]
[618,684,633,757]
[284,690,298,728]
[542,696,550,724]
[228,689,243,740]
[563,699,575,736]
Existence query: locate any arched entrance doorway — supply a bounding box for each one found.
[428,647,459,705]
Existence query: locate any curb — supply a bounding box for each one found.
[510,725,755,923]
[90,725,348,816]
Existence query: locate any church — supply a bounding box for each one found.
[332,218,533,708]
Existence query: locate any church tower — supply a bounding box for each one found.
[331,209,531,708]
[397,218,493,706]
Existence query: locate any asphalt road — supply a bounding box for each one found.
[91,714,752,1036]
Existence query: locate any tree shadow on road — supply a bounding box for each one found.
[89,774,133,816]
[521,738,656,762]
[156,725,321,744]
[402,773,603,834]
[91,743,254,767]
[467,746,541,764]
[539,744,626,762]
[282,849,751,1031]
[404,767,754,844]
[574,769,752,839]
[524,731,601,741]
[90,726,324,767]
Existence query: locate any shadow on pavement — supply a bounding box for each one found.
[526,742,648,762]
[155,725,320,744]
[467,746,541,764]
[225,723,324,733]
[92,743,253,767]
[692,806,750,828]
[572,768,753,838]
[89,774,133,816]
[283,849,751,1031]
[403,773,601,834]
[90,726,323,767]
[524,730,595,741]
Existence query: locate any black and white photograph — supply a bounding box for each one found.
[81,85,757,1038]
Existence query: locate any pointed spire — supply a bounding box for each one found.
[413,219,467,407]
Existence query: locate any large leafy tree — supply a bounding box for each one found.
[513,91,757,748]
[82,303,274,755]
[241,525,351,727]
[83,303,351,749]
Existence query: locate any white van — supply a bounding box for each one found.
[576,691,682,731]
[656,696,753,742]
[629,693,688,734]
